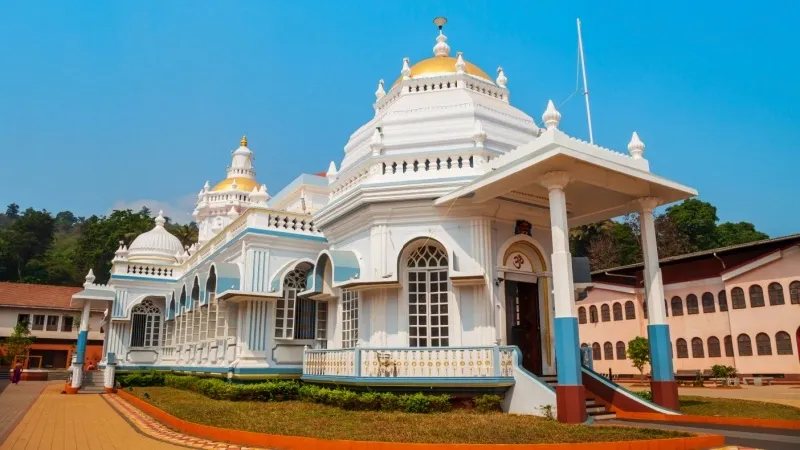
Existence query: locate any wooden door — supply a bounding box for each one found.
[506,281,543,375]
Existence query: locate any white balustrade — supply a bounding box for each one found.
[303,349,356,377]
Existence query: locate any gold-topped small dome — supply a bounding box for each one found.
[392,56,493,87]
[240,135,248,147]
[211,177,260,192]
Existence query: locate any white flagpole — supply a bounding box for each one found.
[577,18,594,144]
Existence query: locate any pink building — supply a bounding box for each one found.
[579,234,800,380]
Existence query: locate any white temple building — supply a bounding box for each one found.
[70,21,697,423]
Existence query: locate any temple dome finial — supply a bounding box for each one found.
[240,135,248,147]
[432,17,450,57]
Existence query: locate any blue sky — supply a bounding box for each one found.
[1,1,798,236]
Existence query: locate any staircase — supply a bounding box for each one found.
[79,371,106,394]
[539,375,616,421]
[0,370,9,380]
[47,370,71,381]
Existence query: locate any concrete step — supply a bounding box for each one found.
[47,372,71,381]
[589,412,617,421]
[78,387,105,394]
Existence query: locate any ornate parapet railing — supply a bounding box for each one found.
[303,345,516,384]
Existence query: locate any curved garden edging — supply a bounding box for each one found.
[616,411,800,430]
[115,390,725,450]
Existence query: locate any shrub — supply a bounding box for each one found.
[633,390,653,402]
[473,394,503,413]
[378,392,401,411]
[427,394,452,413]
[119,370,165,387]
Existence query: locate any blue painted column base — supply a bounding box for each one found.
[75,330,88,365]
[554,317,586,423]
[647,324,679,410]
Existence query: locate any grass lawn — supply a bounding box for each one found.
[129,387,688,444]
[680,396,800,420]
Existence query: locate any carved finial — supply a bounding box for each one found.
[240,135,247,147]
[227,206,239,219]
[473,120,487,147]
[375,79,385,100]
[496,67,507,88]
[628,132,645,160]
[203,180,210,191]
[455,52,466,74]
[401,57,411,80]
[231,179,238,190]
[432,17,450,57]
[155,210,166,227]
[542,100,561,130]
[327,160,338,183]
[370,128,384,155]
[84,269,96,286]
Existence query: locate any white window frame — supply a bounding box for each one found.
[406,245,450,348]
[315,301,328,348]
[130,298,163,348]
[275,269,306,339]
[341,290,359,349]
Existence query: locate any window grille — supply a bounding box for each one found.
[624,301,635,320]
[612,303,622,321]
[275,269,305,339]
[341,289,359,349]
[707,336,721,357]
[776,331,793,355]
[601,304,611,322]
[790,281,800,304]
[46,315,59,331]
[578,307,587,324]
[756,332,772,355]
[294,298,316,340]
[702,292,715,313]
[315,301,328,348]
[589,306,598,323]
[749,285,765,308]
[768,282,785,305]
[737,334,752,356]
[671,297,683,316]
[32,315,45,331]
[676,339,689,358]
[691,337,704,358]
[686,294,699,315]
[407,245,449,347]
[718,290,728,311]
[130,298,162,348]
[731,288,746,309]
[591,343,601,360]
[615,341,626,360]
[724,335,734,357]
[603,342,613,360]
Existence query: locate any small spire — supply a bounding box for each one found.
[375,79,385,100]
[542,100,561,130]
[231,179,238,190]
[496,67,507,88]
[455,52,466,74]
[628,132,645,160]
[473,120,487,147]
[433,31,450,57]
[227,206,239,219]
[203,181,210,191]
[240,135,248,147]
[84,269,96,287]
[370,128,384,155]
[401,57,411,80]
[326,160,338,183]
[155,210,166,227]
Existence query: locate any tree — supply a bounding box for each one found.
[1,322,35,365]
[166,222,198,249]
[715,222,769,247]
[627,336,650,384]
[1,208,56,280]
[665,199,718,251]
[54,211,78,232]
[654,214,691,258]
[5,203,20,219]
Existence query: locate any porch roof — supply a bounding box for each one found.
[434,129,697,227]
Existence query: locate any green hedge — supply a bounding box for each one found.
[119,371,165,387]
[633,390,653,402]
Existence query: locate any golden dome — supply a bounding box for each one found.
[210,177,260,192]
[393,55,493,87]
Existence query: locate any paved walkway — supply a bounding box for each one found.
[0,381,50,443]
[624,383,800,408]
[610,419,800,450]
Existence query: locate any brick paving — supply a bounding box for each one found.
[0,380,50,443]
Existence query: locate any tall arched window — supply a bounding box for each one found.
[603,342,613,360]
[731,288,746,309]
[616,341,626,360]
[724,335,734,357]
[691,337,704,358]
[776,331,793,355]
[130,298,162,348]
[718,290,728,311]
[589,306,598,323]
[341,289,359,349]
[612,303,623,321]
[578,307,587,324]
[671,297,684,316]
[749,285,765,308]
[686,294,699,315]
[275,269,307,339]
[165,295,176,347]
[624,301,636,320]
[756,332,772,355]
[676,338,689,358]
[737,334,753,356]
[190,278,201,342]
[790,281,800,304]
[707,336,721,357]
[592,342,601,360]
[407,244,449,347]
[601,304,611,322]
[206,268,217,341]
[768,283,785,305]
[702,292,715,313]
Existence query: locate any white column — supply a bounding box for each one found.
[541,172,576,318]
[71,301,91,389]
[639,197,667,323]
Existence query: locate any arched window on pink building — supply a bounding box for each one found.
[603,342,613,360]
[790,281,800,304]
[749,285,765,308]
[737,334,753,356]
[724,335,734,357]
[578,307,587,324]
[624,301,636,319]
[592,342,601,360]
[768,282,785,305]
[671,297,684,316]
[616,341,626,360]
[686,294,699,315]
[676,339,689,358]
[589,306,598,323]
[702,292,715,313]
[756,333,772,355]
[601,304,611,322]
[691,337,704,358]
[612,302,623,321]
[707,336,721,357]
[776,331,793,355]
[718,290,728,311]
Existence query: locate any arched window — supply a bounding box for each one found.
[790,281,800,304]
[718,290,728,312]
[578,307,587,324]
[776,331,793,355]
[731,287,746,309]
[275,269,307,339]
[749,285,765,308]
[341,289,359,349]
[592,343,601,360]
[702,292,715,313]
[407,244,449,347]
[616,341,626,360]
[601,304,611,322]
[624,301,636,320]
[643,301,648,319]
[165,295,176,347]
[190,278,201,342]
[691,337,704,358]
[589,306,598,323]
[724,335,734,357]
[768,283,785,305]
[676,339,689,358]
[603,342,613,360]
[130,298,162,348]
[707,336,721,357]
[756,332,772,355]
[612,303,623,321]
[686,294,699,315]
[737,334,753,356]
[671,296,684,316]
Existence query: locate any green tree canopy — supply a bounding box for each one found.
[626,336,650,383]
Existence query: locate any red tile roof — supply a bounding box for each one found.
[0,282,84,310]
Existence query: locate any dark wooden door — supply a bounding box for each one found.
[506,280,543,375]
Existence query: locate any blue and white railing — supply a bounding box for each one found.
[303,345,516,379]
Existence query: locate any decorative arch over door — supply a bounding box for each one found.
[498,236,552,369]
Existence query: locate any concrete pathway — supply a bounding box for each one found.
[0,380,50,443]
[623,384,800,408]
[610,419,800,450]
